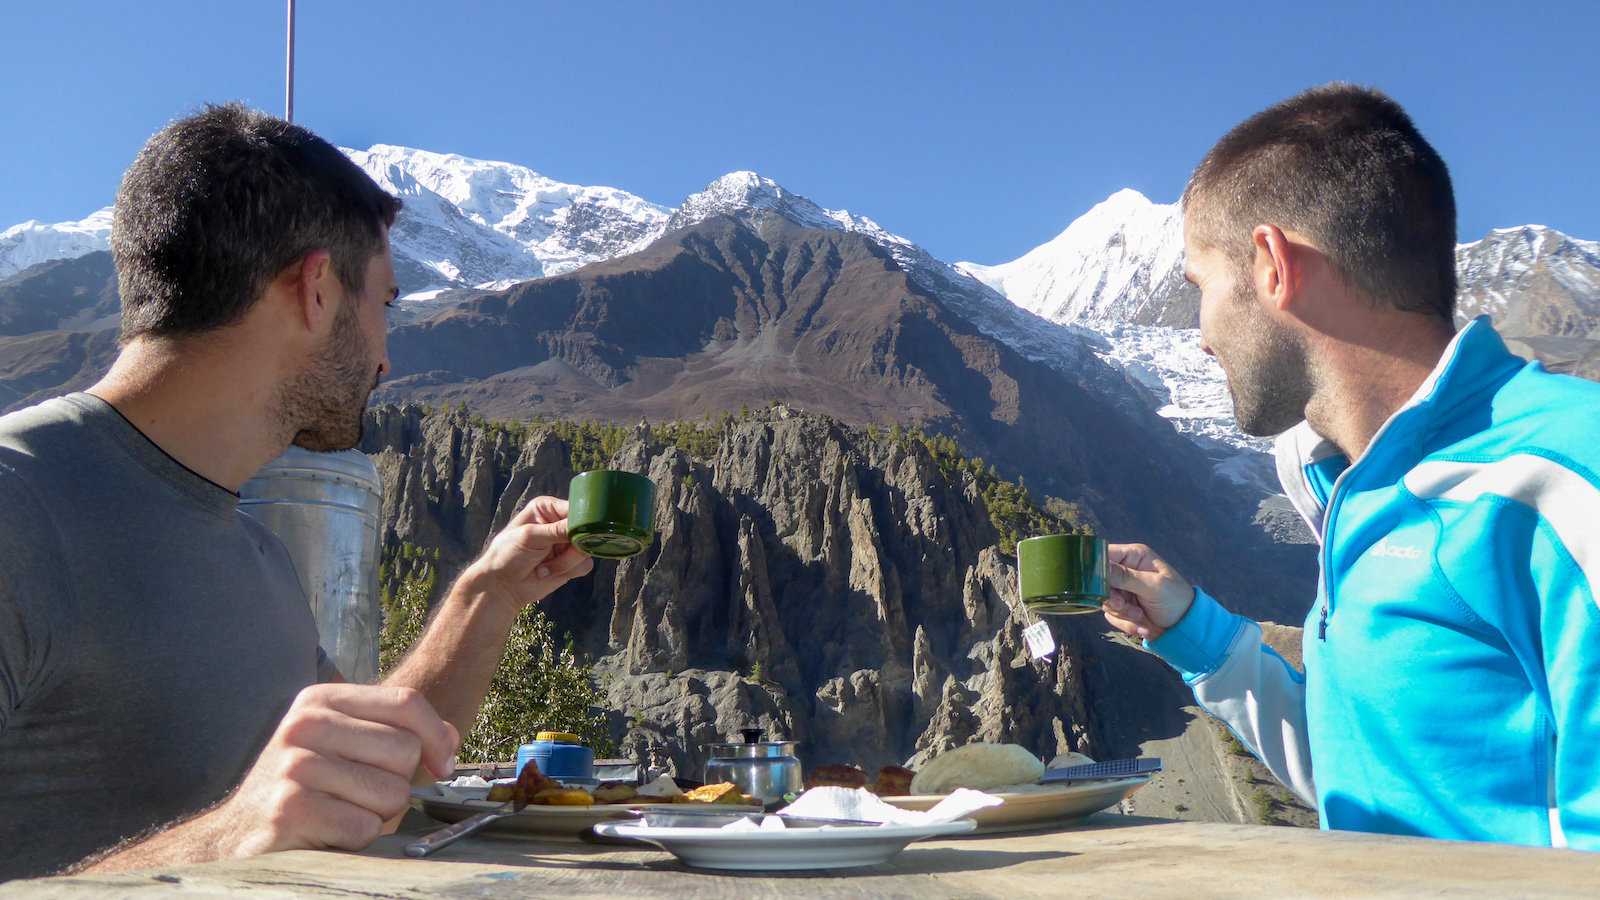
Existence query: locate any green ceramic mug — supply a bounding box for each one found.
[567,470,656,559]
[1017,533,1108,615]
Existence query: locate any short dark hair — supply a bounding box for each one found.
[1182,84,1456,322]
[111,103,401,341]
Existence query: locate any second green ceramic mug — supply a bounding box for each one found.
[1017,533,1108,615]
[568,470,656,559]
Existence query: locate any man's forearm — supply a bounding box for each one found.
[67,803,231,875]
[383,566,521,744]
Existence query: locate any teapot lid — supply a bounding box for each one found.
[708,727,797,758]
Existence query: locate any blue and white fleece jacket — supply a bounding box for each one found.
[1147,317,1600,849]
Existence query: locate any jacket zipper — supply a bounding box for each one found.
[1313,426,1392,640]
[1315,456,1360,642]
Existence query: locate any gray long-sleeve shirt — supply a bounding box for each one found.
[0,393,332,881]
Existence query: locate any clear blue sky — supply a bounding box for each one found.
[3,1,1596,264]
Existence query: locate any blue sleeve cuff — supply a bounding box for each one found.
[1144,587,1247,682]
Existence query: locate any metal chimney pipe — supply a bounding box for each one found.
[284,0,296,122]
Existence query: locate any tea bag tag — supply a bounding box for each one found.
[1022,620,1056,661]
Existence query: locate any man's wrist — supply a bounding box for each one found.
[1144,587,1247,682]
[1157,584,1198,630]
[447,564,524,623]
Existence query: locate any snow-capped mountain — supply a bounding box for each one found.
[346,145,670,306]
[956,189,1196,328]
[954,191,1256,474]
[0,147,672,314]
[0,208,113,281]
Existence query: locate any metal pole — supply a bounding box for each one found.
[285,0,296,122]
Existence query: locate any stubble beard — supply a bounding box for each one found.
[1219,288,1314,438]
[282,300,379,452]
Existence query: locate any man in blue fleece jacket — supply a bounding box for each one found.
[1102,83,1600,850]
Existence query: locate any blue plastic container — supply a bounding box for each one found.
[515,731,594,781]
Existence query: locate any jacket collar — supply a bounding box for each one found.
[1271,316,1524,540]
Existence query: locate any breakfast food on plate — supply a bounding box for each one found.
[529,786,595,806]
[520,762,562,798]
[869,764,916,797]
[909,743,1047,794]
[806,764,868,789]
[483,759,565,804]
[634,773,684,801]
[593,781,638,804]
[682,782,754,805]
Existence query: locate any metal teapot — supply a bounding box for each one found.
[704,728,803,806]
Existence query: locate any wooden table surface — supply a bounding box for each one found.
[8,811,1599,898]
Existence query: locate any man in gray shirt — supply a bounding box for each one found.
[0,104,594,880]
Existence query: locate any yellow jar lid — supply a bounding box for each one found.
[535,731,582,743]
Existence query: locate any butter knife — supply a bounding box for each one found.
[405,796,526,858]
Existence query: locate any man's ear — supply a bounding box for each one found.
[1251,224,1301,316]
[289,249,336,334]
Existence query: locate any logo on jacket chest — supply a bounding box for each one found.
[1367,535,1425,560]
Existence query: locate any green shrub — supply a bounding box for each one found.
[542,420,631,471]
[656,414,732,460]
[378,550,434,676]
[1216,725,1254,758]
[1248,787,1277,823]
[378,547,615,763]
[461,602,615,762]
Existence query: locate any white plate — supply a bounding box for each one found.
[409,786,760,841]
[880,777,1149,834]
[591,819,977,870]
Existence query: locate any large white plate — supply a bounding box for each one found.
[881,777,1150,834]
[409,786,761,841]
[591,819,977,870]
